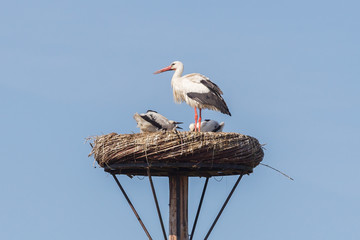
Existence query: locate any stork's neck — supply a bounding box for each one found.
[171,64,184,81]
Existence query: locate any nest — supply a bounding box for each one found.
[89,131,264,176]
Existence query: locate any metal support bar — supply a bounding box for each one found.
[189,177,209,240]
[204,174,244,240]
[147,168,168,240]
[111,174,153,240]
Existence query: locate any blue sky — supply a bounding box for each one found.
[1,1,359,239]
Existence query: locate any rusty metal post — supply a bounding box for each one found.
[190,177,209,240]
[147,168,168,240]
[204,174,243,240]
[112,174,152,240]
[169,175,188,240]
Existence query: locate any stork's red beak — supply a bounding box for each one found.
[154,66,172,74]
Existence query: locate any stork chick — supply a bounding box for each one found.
[189,119,225,132]
[133,110,182,133]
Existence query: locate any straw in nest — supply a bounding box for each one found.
[89,131,264,176]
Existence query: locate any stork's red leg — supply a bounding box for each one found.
[194,107,198,132]
[198,109,202,132]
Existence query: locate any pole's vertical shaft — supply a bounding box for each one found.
[169,175,188,240]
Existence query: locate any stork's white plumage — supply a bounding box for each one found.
[154,61,231,132]
[133,110,182,133]
[189,119,225,132]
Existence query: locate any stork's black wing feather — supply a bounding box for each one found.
[140,115,163,129]
[213,124,222,132]
[200,80,223,95]
[146,110,158,113]
[187,92,231,116]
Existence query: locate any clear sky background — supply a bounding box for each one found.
[1,1,359,239]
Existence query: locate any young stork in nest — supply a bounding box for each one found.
[154,61,231,132]
[133,110,182,133]
[189,119,225,132]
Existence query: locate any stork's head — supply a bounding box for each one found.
[154,61,183,74]
[169,120,183,130]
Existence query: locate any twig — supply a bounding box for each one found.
[259,163,294,181]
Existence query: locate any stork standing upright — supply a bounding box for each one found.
[154,61,231,132]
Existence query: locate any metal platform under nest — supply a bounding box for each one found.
[104,162,255,176]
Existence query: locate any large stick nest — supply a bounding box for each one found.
[89,131,264,176]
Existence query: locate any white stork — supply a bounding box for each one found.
[189,119,225,132]
[154,61,231,132]
[133,110,182,133]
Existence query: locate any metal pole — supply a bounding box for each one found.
[204,174,243,240]
[112,174,153,240]
[147,168,168,240]
[189,177,209,240]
